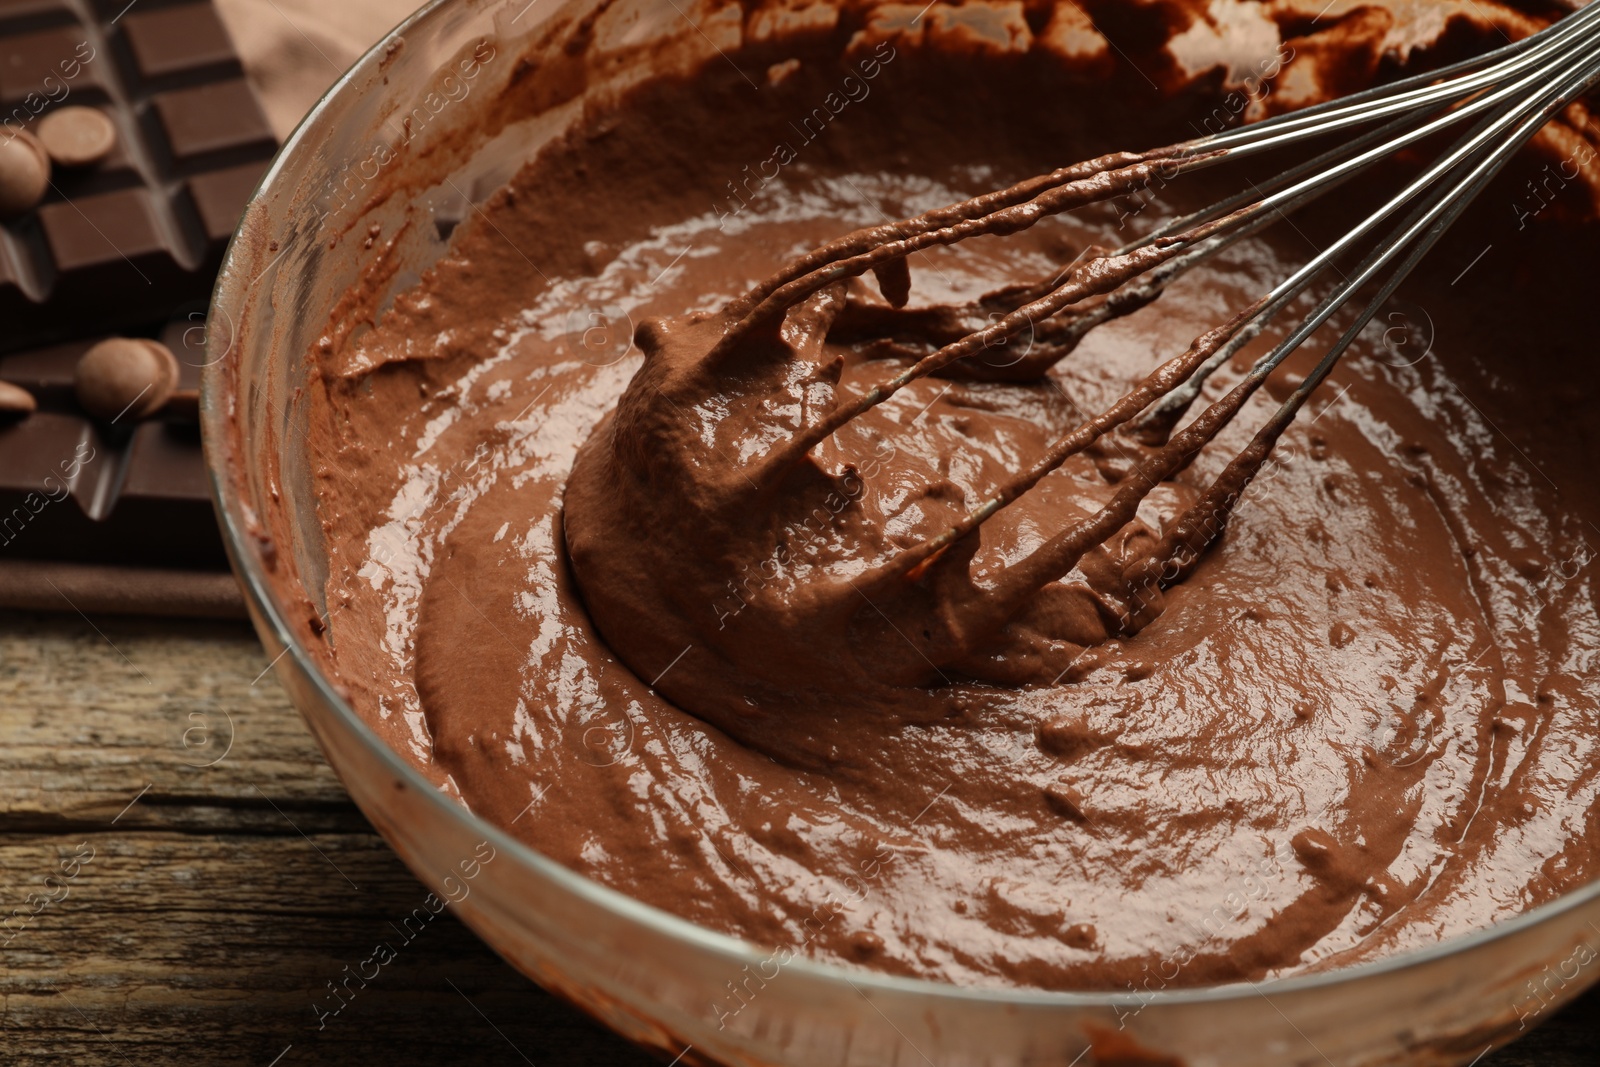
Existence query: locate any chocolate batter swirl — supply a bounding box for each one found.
[303,0,1600,991]
[562,234,1208,769]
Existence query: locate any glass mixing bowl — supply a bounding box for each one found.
[201,0,1600,1063]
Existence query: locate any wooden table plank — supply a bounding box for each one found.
[0,611,650,1066]
[0,610,1592,1065]
[0,614,351,830]
[0,832,649,1066]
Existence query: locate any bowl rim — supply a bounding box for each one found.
[201,0,1600,1015]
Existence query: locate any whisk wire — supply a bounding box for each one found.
[946,19,1600,611]
[1203,0,1600,157]
[635,7,1600,676]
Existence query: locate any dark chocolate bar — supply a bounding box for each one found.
[0,0,274,596]
[0,317,223,569]
[0,0,275,348]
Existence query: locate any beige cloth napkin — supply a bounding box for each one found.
[216,0,426,137]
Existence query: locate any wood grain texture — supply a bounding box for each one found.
[0,611,651,1066]
[0,610,1593,1066]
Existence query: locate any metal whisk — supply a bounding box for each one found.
[564,6,1600,762]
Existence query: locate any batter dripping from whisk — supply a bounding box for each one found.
[304,0,1600,990]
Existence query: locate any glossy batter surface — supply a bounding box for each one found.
[303,0,1600,991]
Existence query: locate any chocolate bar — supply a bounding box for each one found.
[0,317,223,570]
[0,0,275,346]
[0,0,274,609]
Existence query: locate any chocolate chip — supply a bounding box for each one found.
[36,106,117,168]
[74,338,180,423]
[0,128,50,216]
[0,379,37,417]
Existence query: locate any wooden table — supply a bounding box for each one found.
[1,610,1594,1065]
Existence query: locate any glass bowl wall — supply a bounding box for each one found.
[202,1,1600,1063]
